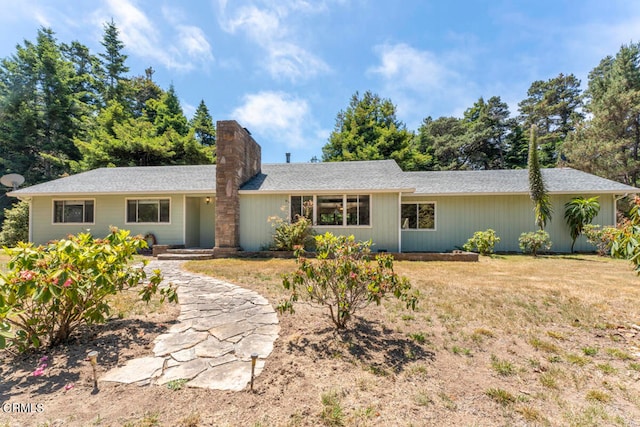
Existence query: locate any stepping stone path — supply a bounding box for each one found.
[101,260,280,391]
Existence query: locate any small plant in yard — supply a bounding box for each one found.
[166,378,189,391]
[485,387,516,406]
[408,332,426,343]
[597,363,617,374]
[586,390,612,403]
[519,230,552,256]
[605,348,632,360]
[278,232,417,329]
[490,354,515,376]
[320,389,345,426]
[0,227,178,352]
[582,346,598,356]
[462,229,501,255]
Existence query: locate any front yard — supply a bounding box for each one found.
[1,254,639,426]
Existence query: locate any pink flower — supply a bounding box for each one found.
[64,383,74,391]
[349,272,357,280]
[63,278,73,288]
[19,270,35,281]
[32,367,45,377]
[39,356,48,363]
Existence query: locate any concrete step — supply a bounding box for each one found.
[156,253,215,261]
[165,248,215,255]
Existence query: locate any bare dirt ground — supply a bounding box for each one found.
[1,255,640,427]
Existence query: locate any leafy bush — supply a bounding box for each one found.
[611,197,640,272]
[583,224,618,256]
[269,215,315,251]
[0,227,178,352]
[462,229,500,255]
[268,202,315,251]
[518,230,552,256]
[0,200,29,247]
[278,233,417,329]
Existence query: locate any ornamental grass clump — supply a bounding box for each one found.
[278,232,417,329]
[0,227,177,352]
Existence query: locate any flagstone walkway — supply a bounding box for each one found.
[101,260,280,391]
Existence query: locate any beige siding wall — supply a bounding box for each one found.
[30,194,186,246]
[239,193,401,252]
[401,194,617,253]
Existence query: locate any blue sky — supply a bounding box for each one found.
[1,0,639,163]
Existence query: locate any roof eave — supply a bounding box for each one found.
[239,187,416,195]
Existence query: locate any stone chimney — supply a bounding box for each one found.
[214,120,261,253]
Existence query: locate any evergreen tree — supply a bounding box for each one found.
[528,126,552,230]
[0,27,83,184]
[124,67,163,118]
[99,19,129,104]
[519,73,583,166]
[322,91,427,170]
[148,84,189,136]
[190,100,216,146]
[563,43,640,185]
[462,96,511,169]
[415,116,466,170]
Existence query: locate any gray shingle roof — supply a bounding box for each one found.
[241,160,409,192]
[8,162,637,197]
[403,168,638,195]
[9,165,217,196]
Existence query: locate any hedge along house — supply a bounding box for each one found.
[8,120,639,254]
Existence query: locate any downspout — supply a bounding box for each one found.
[398,192,402,253]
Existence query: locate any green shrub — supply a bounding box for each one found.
[462,229,500,255]
[0,200,29,247]
[519,230,552,256]
[278,233,417,329]
[0,227,178,352]
[611,197,640,273]
[583,224,618,256]
[268,203,315,251]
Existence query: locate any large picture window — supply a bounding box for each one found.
[401,202,435,230]
[126,199,170,223]
[53,200,94,224]
[290,195,371,227]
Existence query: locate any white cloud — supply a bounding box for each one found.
[368,42,476,127]
[217,0,331,82]
[94,0,213,72]
[232,91,313,148]
[369,43,451,91]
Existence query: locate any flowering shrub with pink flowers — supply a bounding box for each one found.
[0,227,177,352]
[278,232,417,329]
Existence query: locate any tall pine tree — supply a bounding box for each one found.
[190,100,216,146]
[99,19,129,104]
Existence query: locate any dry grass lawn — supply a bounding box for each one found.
[1,254,639,426]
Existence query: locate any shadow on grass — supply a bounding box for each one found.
[287,317,435,375]
[0,318,173,399]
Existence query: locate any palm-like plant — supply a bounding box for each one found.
[528,126,553,230]
[564,196,600,252]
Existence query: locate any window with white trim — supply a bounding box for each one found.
[126,199,170,223]
[290,195,371,226]
[53,200,94,224]
[401,202,435,230]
